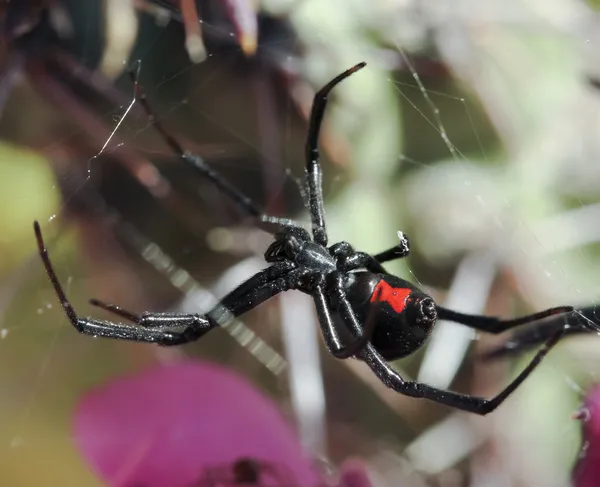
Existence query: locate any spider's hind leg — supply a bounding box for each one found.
[481,306,598,360]
[436,305,574,334]
[357,324,565,415]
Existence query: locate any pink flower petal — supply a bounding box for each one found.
[336,459,375,487]
[574,386,600,487]
[74,361,320,487]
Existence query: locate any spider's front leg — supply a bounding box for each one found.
[68,298,214,346]
[92,312,212,346]
[89,262,305,343]
[329,241,385,273]
[329,235,411,274]
[373,231,411,264]
[91,262,307,342]
[90,299,215,342]
[34,221,214,346]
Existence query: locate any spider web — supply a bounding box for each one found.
[1,0,600,486]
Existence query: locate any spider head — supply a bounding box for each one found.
[264,227,311,263]
[264,234,301,262]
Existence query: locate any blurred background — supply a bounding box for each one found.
[2,0,600,485]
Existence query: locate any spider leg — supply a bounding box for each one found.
[130,72,305,236]
[89,298,213,331]
[481,321,586,360]
[305,62,366,246]
[329,238,411,273]
[481,305,600,360]
[181,152,304,232]
[35,221,213,345]
[341,252,387,273]
[207,267,308,323]
[217,261,296,306]
[373,233,411,264]
[329,241,386,273]
[91,264,303,336]
[90,262,298,326]
[359,324,564,414]
[436,305,575,333]
[88,299,140,322]
[312,281,378,359]
[327,269,568,414]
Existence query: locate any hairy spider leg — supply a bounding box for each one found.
[330,275,574,414]
[34,221,212,345]
[304,62,367,247]
[128,70,306,236]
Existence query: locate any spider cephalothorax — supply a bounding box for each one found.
[35,62,574,415]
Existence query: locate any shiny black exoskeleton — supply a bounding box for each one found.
[343,272,437,360]
[258,228,439,362]
[35,63,575,415]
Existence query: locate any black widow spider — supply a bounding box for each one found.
[34,62,575,415]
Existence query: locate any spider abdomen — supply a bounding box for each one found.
[345,272,437,360]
